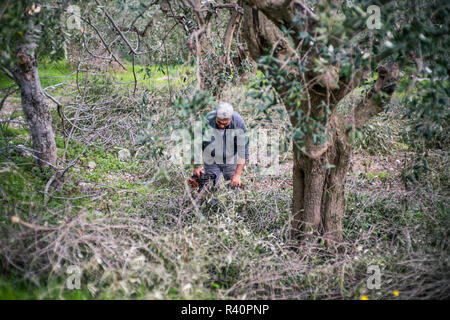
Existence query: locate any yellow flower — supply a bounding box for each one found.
[393,290,399,297]
[360,296,369,300]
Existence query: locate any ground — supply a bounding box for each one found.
[0,61,448,300]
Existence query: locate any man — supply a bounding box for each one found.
[193,101,249,188]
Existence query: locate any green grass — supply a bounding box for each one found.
[37,58,77,90]
[0,275,92,300]
[112,62,195,91]
[0,58,194,93]
[0,58,76,91]
[0,119,143,220]
[360,171,392,182]
[0,71,15,91]
[63,141,143,186]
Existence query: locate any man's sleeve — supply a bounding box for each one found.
[234,114,249,160]
[202,111,217,158]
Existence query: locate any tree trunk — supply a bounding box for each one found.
[12,19,57,168]
[291,123,351,244]
[240,5,350,243]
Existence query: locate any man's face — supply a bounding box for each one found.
[216,117,231,130]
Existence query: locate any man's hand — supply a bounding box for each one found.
[230,173,241,187]
[193,166,204,177]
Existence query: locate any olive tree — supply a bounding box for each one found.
[236,0,448,243]
[0,0,68,167]
[138,0,446,244]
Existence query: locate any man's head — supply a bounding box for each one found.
[216,101,233,129]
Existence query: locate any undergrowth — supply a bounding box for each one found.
[0,63,448,300]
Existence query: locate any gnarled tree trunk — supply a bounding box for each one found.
[240,2,399,244]
[12,19,57,168]
[291,114,351,243]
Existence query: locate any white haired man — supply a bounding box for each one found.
[193,102,249,188]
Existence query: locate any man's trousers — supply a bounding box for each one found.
[203,162,237,186]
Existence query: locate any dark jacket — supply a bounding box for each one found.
[202,110,249,163]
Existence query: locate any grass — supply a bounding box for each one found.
[0,59,76,92]
[113,62,194,87]
[0,275,92,300]
[0,58,194,95]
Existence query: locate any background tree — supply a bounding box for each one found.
[0,0,67,167]
[160,0,252,96]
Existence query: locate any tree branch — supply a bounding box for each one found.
[94,0,142,55]
[80,16,127,71]
[242,0,318,34]
[0,85,18,112]
[0,65,15,81]
[350,62,399,129]
[223,1,244,65]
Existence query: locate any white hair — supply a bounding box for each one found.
[216,101,233,119]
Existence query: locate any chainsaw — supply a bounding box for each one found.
[188,172,217,191]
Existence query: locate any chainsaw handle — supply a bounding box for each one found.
[193,167,204,177]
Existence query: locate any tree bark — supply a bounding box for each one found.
[223,0,243,66]
[163,0,247,95]
[11,18,57,168]
[291,113,351,244]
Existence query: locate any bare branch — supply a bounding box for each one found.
[94,0,142,55]
[0,65,15,81]
[119,19,154,37]
[223,1,244,65]
[0,85,18,112]
[81,16,127,71]
[129,0,159,28]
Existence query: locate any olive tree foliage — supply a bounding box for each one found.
[235,0,448,244]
